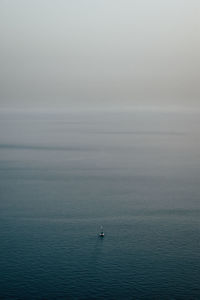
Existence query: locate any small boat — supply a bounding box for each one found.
[99,225,104,237]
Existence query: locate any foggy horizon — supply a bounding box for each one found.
[1,2,200,298]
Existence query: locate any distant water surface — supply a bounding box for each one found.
[0,109,200,299]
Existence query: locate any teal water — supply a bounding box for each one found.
[0,110,200,299]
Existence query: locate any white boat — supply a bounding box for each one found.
[99,225,104,237]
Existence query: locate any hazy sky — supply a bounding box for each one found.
[0,0,200,110]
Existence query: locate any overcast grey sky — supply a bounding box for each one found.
[0,0,200,110]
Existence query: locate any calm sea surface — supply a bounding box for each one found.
[0,109,200,299]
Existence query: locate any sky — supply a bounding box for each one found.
[0,0,200,110]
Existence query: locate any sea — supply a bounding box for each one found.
[0,108,200,299]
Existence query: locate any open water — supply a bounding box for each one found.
[0,109,200,299]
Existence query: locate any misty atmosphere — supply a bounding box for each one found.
[1,0,200,110]
[1,1,200,299]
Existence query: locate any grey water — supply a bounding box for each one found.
[0,109,200,299]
